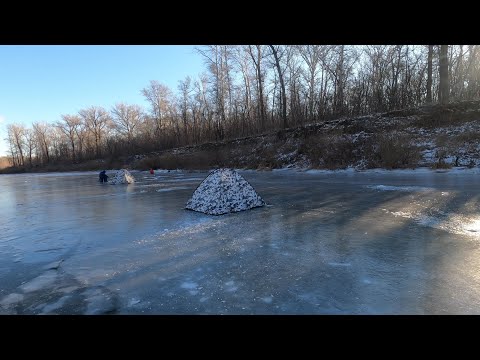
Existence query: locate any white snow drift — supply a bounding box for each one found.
[185,168,265,215]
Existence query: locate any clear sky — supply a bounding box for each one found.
[0,45,205,156]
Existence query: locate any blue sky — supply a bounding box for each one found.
[0,45,205,156]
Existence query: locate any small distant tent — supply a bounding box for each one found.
[185,168,266,215]
[109,169,135,185]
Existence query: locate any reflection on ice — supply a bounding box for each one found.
[384,209,480,238]
[464,219,480,233]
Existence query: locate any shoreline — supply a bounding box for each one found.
[3,166,480,176]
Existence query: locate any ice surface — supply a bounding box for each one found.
[3,169,480,314]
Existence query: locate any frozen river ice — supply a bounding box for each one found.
[2,168,480,314]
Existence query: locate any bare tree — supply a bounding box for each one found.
[465,45,479,99]
[6,44,480,170]
[450,45,465,100]
[32,122,51,164]
[57,114,81,162]
[50,126,68,161]
[6,131,19,167]
[285,47,304,125]
[141,80,173,139]
[6,124,26,166]
[193,73,214,142]
[268,45,288,129]
[248,45,267,132]
[233,46,255,135]
[297,45,328,121]
[439,45,449,104]
[178,76,192,143]
[196,45,236,140]
[426,45,434,103]
[73,121,87,161]
[24,128,36,167]
[111,103,143,146]
[78,106,111,158]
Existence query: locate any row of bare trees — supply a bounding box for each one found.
[5,45,480,167]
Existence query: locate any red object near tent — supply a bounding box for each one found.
[149,168,154,175]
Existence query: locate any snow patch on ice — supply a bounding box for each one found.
[127,298,141,307]
[181,281,198,290]
[365,184,434,192]
[162,178,204,182]
[156,186,190,192]
[328,262,352,267]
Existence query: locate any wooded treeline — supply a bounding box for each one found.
[5,45,480,167]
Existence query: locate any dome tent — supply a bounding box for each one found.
[109,169,135,184]
[185,168,265,215]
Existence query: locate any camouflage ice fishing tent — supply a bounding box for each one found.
[185,168,266,215]
[109,169,135,185]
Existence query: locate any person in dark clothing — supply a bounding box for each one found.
[99,170,108,183]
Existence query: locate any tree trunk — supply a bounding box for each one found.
[71,139,76,162]
[439,45,449,104]
[336,45,345,116]
[466,45,478,99]
[248,45,266,132]
[426,45,433,103]
[269,45,288,129]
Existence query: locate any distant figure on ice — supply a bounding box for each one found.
[149,168,155,175]
[99,170,108,183]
